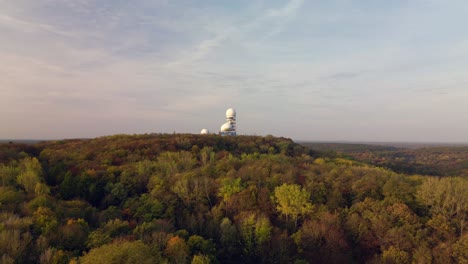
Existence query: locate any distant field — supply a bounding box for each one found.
[300,142,468,177]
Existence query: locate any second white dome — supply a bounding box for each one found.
[220,122,233,132]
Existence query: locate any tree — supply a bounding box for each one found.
[218,176,245,215]
[165,236,189,264]
[80,240,158,264]
[219,177,244,203]
[199,147,215,166]
[417,177,467,236]
[16,157,43,194]
[187,235,215,258]
[255,215,272,247]
[452,234,468,264]
[103,219,130,237]
[237,212,272,261]
[0,164,19,187]
[238,213,256,257]
[0,229,32,263]
[273,184,313,228]
[39,247,67,264]
[218,217,239,262]
[192,254,211,264]
[381,246,410,264]
[17,170,39,194]
[53,218,90,251]
[293,212,350,263]
[33,207,58,236]
[382,174,415,204]
[34,183,50,196]
[59,171,76,199]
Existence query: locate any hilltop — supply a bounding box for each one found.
[0,134,466,263]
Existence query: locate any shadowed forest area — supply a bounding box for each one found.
[0,134,467,263]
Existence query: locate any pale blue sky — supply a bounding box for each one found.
[1,0,467,142]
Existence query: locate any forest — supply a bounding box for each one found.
[0,134,466,264]
[302,142,468,177]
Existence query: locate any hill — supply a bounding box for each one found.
[0,134,466,263]
[302,142,468,177]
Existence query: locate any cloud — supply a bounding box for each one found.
[267,0,304,18]
[0,14,75,37]
[165,0,306,67]
[165,31,231,67]
[321,71,364,81]
[1,0,468,141]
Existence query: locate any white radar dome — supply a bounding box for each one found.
[200,129,209,134]
[220,122,233,132]
[226,108,236,119]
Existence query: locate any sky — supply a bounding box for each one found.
[1,0,468,142]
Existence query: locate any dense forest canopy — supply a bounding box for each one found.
[302,142,468,177]
[0,134,466,263]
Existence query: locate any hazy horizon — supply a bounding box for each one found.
[2,1,468,142]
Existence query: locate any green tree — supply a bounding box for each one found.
[199,147,215,166]
[16,157,43,194]
[239,213,256,257]
[237,212,272,261]
[80,240,158,264]
[192,254,211,264]
[273,184,313,228]
[17,170,40,194]
[417,177,467,236]
[0,164,19,187]
[34,183,50,196]
[255,215,272,246]
[187,235,215,256]
[219,177,245,203]
[218,217,239,262]
[382,174,415,204]
[87,219,131,248]
[33,207,58,235]
[59,171,76,199]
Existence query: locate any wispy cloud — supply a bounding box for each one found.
[266,0,304,18]
[166,0,305,67]
[0,14,75,37]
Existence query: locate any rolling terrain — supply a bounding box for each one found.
[0,134,466,263]
[301,142,468,177]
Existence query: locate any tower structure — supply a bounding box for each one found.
[220,108,236,136]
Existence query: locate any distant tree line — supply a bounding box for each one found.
[302,142,468,177]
